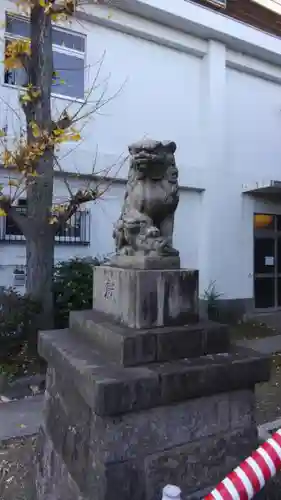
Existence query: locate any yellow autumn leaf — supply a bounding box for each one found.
[31,122,40,138]
[69,133,81,142]
[21,93,32,102]
[3,150,14,167]
[52,129,62,136]
[49,216,58,224]
[45,3,53,15]
[8,179,19,187]
[0,208,7,216]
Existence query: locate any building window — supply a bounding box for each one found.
[4,12,86,100]
[5,199,27,240]
[251,0,281,15]
[0,200,91,245]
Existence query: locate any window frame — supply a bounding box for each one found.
[3,12,87,102]
[2,199,90,245]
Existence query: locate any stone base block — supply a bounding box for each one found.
[69,309,230,366]
[93,266,198,328]
[37,364,259,500]
[36,426,83,500]
[38,328,270,417]
[36,323,271,500]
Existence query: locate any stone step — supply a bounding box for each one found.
[69,309,230,367]
[39,328,271,417]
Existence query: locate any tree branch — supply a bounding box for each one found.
[53,188,98,231]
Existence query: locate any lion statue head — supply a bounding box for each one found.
[128,139,177,181]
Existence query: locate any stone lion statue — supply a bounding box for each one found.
[113,139,179,258]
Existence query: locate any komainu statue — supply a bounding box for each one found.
[111,139,180,268]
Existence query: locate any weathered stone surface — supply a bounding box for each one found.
[110,255,181,270]
[150,349,270,408]
[90,393,231,463]
[36,427,85,500]
[144,427,258,499]
[70,310,157,366]
[44,376,255,467]
[85,454,146,500]
[155,322,229,362]
[44,389,91,493]
[39,329,271,417]
[112,140,179,263]
[93,266,198,328]
[70,309,230,367]
[230,389,256,430]
[38,379,260,500]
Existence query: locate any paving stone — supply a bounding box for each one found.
[236,334,281,355]
[0,396,43,442]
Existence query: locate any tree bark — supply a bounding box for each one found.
[25,3,55,330]
[26,219,54,329]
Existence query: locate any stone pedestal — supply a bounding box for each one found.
[35,138,271,499]
[93,266,198,329]
[36,304,271,500]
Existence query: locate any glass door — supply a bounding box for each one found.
[254,214,276,309]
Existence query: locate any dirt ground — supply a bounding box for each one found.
[229,320,281,424]
[0,436,36,500]
[256,354,281,425]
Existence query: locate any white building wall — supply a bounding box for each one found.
[1,0,281,305]
[0,0,205,291]
[222,64,281,301]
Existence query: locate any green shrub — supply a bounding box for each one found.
[53,256,100,328]
[0,288,40,355]
[202,280,223,321]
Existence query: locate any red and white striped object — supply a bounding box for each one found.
[205,428,281,500]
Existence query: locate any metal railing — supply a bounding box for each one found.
[0,209,91,245]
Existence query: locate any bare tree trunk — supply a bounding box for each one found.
[25,3,54,330]
[26,221,54,329]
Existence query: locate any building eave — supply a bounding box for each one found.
[242,180,281,196]
[82,0,281,66]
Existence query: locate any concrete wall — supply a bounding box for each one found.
[1,0,281,306]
